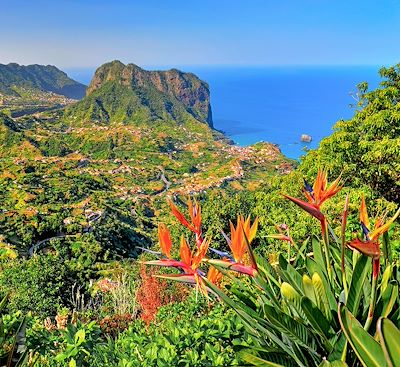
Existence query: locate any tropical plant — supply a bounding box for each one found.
[27,319,102,367]
[146,170,400,366]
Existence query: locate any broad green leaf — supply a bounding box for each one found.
[380,282,398,318]
[300,297,333,343]
[312,236,327,276]
[240,352,285,367]
[331,360,348,367]
[378,317,400,367]
[380,264,393,294]
[338,304,387,367]
[306,259,337,312]
[261,304,317,353]
[318,360,348,367]
[278,255,304,295]
[347,255,370,316]
[281,282,307,320]
[204,278,301,363]
[74,329,85,345]
[382,232,392,263]
[327,333,347,362]
[302,274,316,304]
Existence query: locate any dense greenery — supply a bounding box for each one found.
[21,295,244,367]
[301,65,400,203]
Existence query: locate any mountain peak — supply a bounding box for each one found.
[75,61,213,126]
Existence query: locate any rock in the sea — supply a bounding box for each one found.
[301,134,312,143]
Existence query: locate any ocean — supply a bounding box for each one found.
[66,66,381,160]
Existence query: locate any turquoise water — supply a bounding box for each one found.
[66,66,381,159]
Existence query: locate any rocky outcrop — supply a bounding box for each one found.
[300,134,312,143]
[82,61,213,126]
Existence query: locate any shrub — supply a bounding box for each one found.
[136,264,188,324]
[0,254,80,317]
[91,295,245,367]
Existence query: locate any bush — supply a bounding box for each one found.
[27,294,246,367]
[91,295,246,367]
[0,254,80,317]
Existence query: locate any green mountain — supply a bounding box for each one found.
[66,60,212,126]
[0,63,86,99]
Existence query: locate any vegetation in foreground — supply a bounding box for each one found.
[144,171,400,366]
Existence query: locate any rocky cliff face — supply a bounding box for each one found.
[80,60,213,126]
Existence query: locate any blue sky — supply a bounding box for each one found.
[1,0,400,67]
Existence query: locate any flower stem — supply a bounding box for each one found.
[341,194,349,300]
[364,258,379,331]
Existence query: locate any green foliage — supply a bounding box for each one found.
[0,63,86,99]
[377,317,400,367]
[338,304,386,367]
[27,320,102,367]
[338,309,400,367]
[91,297,244,367]
[0,295,29,367]
[300,64,400,203]
[53,322,102,367]
[0,254,80,317]
[27,295,245,367]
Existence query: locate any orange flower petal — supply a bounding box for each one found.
[168,199,195,232]
[284,194,325,222]
[158,223,172,258]
[369,208,400,241]
[347,238,380,259]
[359,195,370,230]
[180,236,192,267]
[207,266,223,284]
[192,238,210,269]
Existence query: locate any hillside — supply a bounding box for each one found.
[0,63,86,99]
[0,63,86,118]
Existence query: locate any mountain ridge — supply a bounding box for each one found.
[0,63,87,99]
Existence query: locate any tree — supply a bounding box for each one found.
[301,64,400,203]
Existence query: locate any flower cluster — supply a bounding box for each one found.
[144,198,258,296]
